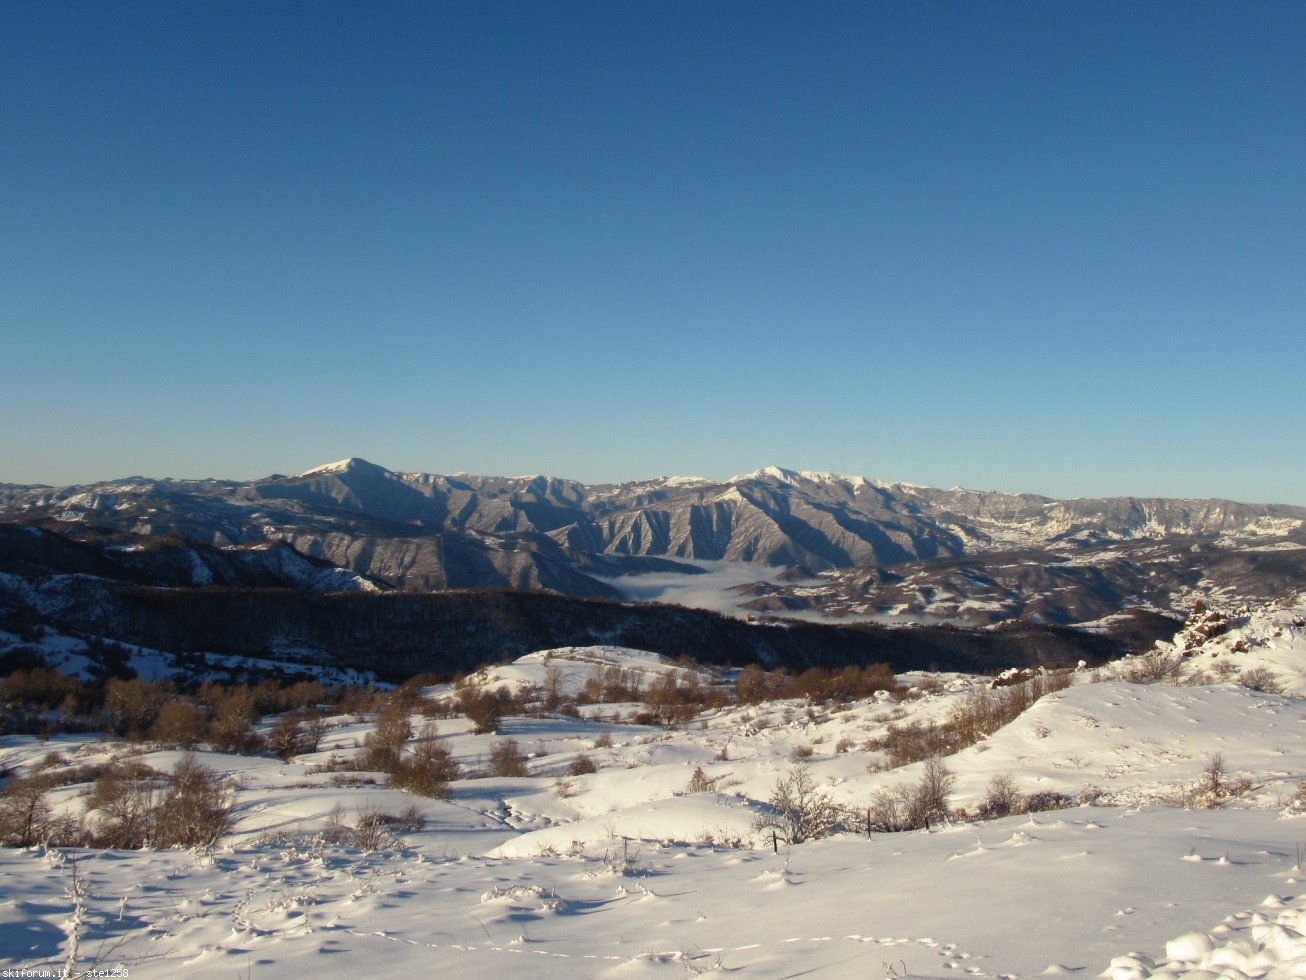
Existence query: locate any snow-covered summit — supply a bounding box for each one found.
[728,464,872,489]
[295,457,381,478]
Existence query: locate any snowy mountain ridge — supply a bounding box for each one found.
[3,457,1305,628]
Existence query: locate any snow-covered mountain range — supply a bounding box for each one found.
[3,458,1304,629]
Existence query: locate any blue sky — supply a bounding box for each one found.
[3,2,1303,503]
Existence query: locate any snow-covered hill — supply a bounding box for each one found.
[4,598,1306,977]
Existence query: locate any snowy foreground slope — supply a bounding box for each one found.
[3,598,1306,978]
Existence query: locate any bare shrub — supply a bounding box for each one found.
[328,772,376,787]
[266,711,305,761]
[0,773,80,847]
[1286,781,1306,816]
[321,801,349,843]
[87,755,232,848]
[914,757,955,826]
[686,766,717,794]
[86,761,162,848]
[645,669,719,724]
[395,803,427,834]
[754,762,842,844]
[300,708,327,753]
[868,757,956,832]
[358,702,412,773]
[488,738,529,777]
[542,664,566,710]
[457,680,513,734]
[351,803,408,851]
[389,723,458,799]
[568,754,598,776]
[209,690,264,754]
[867,671,1071,769]
[152,755,234,847]
[1188,752,1251,808]
[104,678,175,737]
[1237,667,1284,695]
[1211,660,1237,681]
[983,771,1024,818]
[149,700,208,749]
[1023,790,1072,813]
[1119,648,1185,685]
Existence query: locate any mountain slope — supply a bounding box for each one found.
[2,459,1303,627]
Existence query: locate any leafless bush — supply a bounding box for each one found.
[358,702,412,773]
[488,738,529,777]
[867,757,956,832]
[1188,752,1252,808]
[266,711,305,760]
[87,754,232,848]
[0,773,81,847]
[388,722,458,799]
[321,801,350,843]
[754,762,843,844]
[974,771,1024,820]
[1237,667,1284,695]
[456,679,517,734]
[152,755,235,847]
[1211,660,1238,681]
[85,761,163,848]
[208,689,264,754]
[104,678,175,737]
[866,671,1072,769]
[686,766,717,794]
[350,803,410,851]
[568,754,598,776]
[148,700,208,749]
[1119,648,1185,685]
[328,772,377,787]
[1023,790,1072,813]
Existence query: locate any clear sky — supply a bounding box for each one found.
[3,1,1303,504]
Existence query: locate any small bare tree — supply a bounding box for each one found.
[757,762,842,844]
[912,756,955,828]
[301,708,327,754]
[868,756,956,832]
[976,771,1023,819]
[153,755,234,847]
[359,702,412,773]
[266,712,305,760]
[389,722,458,799]
[542,664,566,710]
[87,762,160,848]
[0,773,78,847]
[148,700,207,749]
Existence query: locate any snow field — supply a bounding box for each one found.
[4,601,1306,976]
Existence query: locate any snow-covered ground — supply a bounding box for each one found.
[3,598,1306,978]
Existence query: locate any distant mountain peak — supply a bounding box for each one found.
[729,465,870,489]
[295,457,385,478]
